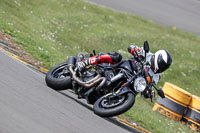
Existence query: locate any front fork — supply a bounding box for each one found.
[111,86,136,100]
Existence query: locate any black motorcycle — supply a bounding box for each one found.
[45,41,165,117]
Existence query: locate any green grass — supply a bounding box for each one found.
[0,0,199,132]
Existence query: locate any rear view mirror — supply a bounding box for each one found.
[144,41,149,53]
[93,49,96,56]
[157,89,165,98]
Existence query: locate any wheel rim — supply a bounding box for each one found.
[100,94,126,108]
[52,65,70,79]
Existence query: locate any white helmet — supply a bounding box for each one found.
[150,50,172,73]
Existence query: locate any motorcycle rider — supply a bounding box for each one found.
[76,41,172,89]
[128,44,172,85]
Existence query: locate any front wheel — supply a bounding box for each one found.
[93,93,135,117]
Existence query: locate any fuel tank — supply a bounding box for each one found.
[119,59,138,72]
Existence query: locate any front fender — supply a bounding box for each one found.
[119,86,136,96]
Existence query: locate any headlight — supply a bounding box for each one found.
[134,77,147,92]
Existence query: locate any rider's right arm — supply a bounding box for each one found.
[152,74,160,84]
[148,69,161,85]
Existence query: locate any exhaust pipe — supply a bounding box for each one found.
[68,65,106,89]
[67,56,107,90]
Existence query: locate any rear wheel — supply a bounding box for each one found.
[45,62,72,90]
[93,92,135,117]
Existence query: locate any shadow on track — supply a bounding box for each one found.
[59,91,141,133]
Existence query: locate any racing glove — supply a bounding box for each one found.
[128,45,144,58]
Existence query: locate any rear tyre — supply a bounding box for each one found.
[45,62,72,90]
[93,93,135,117]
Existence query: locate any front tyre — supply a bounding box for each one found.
[93,93,135,117]
[45,62,72,90]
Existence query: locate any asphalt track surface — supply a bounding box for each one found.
[0,48,142,133]
[85,0,200,35]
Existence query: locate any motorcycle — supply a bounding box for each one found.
[45,41,165,117]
